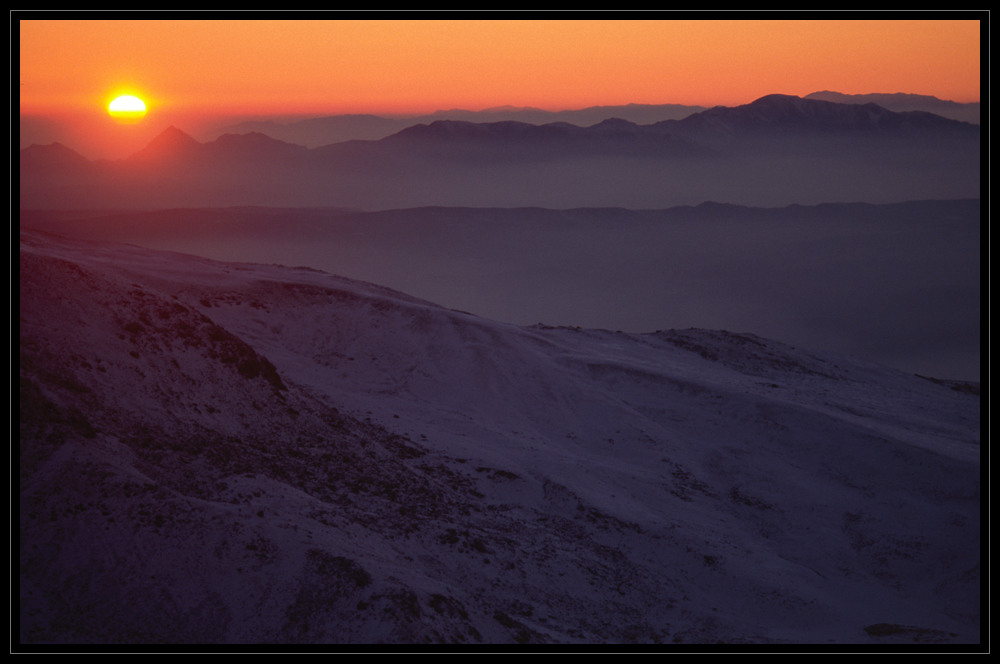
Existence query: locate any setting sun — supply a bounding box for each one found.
[108,94,147,122]
[17,13,984,647]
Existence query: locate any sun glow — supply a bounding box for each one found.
[108,95,147,122]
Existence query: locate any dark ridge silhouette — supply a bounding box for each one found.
[661,94,980,141]
[804,90,981,124]
[126,125,202,164]
[202,132,310,162]
[19,142,92,173]
[19,95,980,210]
[204,102,709,147]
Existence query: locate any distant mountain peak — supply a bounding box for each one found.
[675,93,977,137]
[745,93,839,112]
[153,125,199,145]
[806,90,954,104]
[203,131,310,160]
[749,93,803,104]
[387,119,539,141]
[19,141,91,171]
[214,130,292,143]
[803,90,981,124]
[20,141,86,159]
[129,125,201,162]
[209,130,306,149]
[590,117,640,130]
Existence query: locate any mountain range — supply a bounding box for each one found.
[19,94,980,210]
[19,227,981,645]
[197,91,979,148]
[802,91,980,124]
[198,102,713,149]
[17,89,983,647]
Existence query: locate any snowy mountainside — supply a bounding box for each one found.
[20,199,982,383]
[19,230,980,645]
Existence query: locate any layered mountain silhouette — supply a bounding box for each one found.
[803,91,980,124]
[127,124,203,162]
[18,91,982,646]
[666,94,978,141]
[17,141,92,174]
[196,92,978,148]
[20,94,980,210]
[200,102,711,148]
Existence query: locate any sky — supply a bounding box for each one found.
[18,17,982,158]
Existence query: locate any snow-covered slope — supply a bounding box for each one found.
[22,199,981,382]
[19,229,981,646]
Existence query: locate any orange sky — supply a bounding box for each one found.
[18,17,982,157]
[20,18,981,112]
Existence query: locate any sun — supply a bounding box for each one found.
[108,95,147,123]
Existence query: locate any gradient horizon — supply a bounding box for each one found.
[19,18,982,159]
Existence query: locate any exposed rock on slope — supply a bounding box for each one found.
[19,230,980,645]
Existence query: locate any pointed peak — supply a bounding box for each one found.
[150,125,199,146]
[129,126,201,162]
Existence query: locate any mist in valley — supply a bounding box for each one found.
[23,198,981,383]
[18,90,983,647]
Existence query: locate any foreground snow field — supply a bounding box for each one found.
[19,228,980,646]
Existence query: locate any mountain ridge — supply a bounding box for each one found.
[19,228,981,644]
[21,94,980,166]
[20,198,981,383]
[195,91,977,148]
[659,94,979,141]
[804,90,980,124]
[19,93,981,211]
[201,101,713,148]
